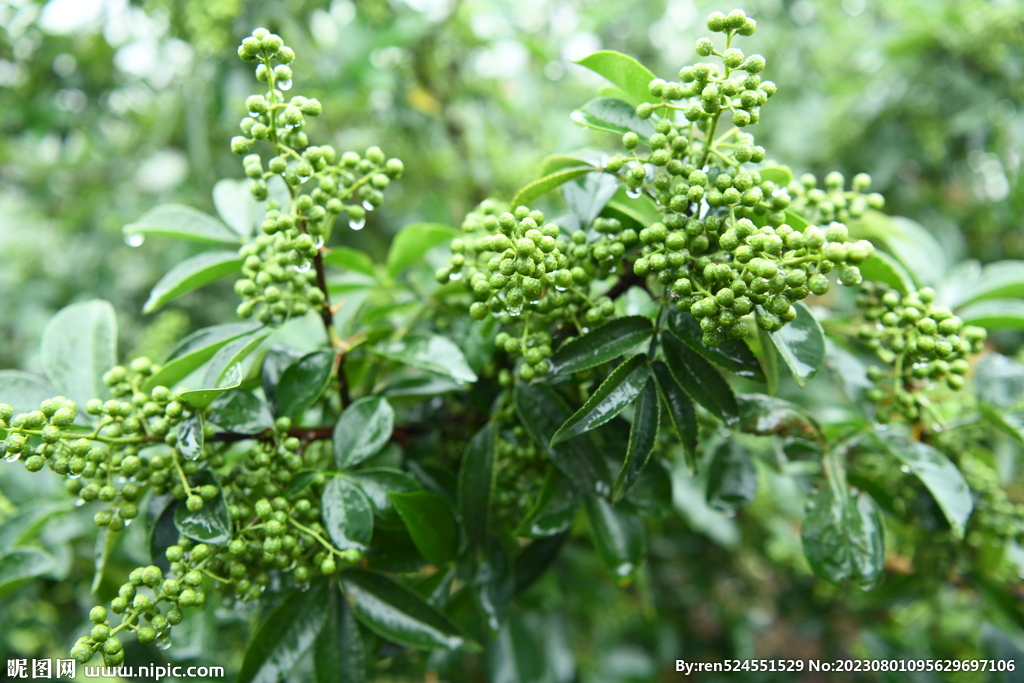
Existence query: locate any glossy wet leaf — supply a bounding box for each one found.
[518,470,580,538]
[212,178,260,239]
[666,308,765,382]
[706,441,758,512]
[143,251,242,313]
[322,478,374,551]
[661,332,739,424]
[41,299,116,409]
[378,334,477,384]
[651,361,698,470]
[314,582,365,683]
[238,580,331,683]
[176,412,204,460]
[857,250,914,294]
[573,50,657,106]
[549,316,654,376]
[737,393,823,443]
[569,98,655,141]
[144,322,263,392]
[276,349,335,419]
[622,460,674,519]
[514,382,611,495]
[767,302,826,387]
[583,495,645,581]
[551,355,650,446]
[0,371,58,419]
[208,389,275,434]
[564,171,621,226]
[877,433,972,538]
[756,325,781,395]
[511,167,592,208]
[91,526,121,594]
[758,166,793,186]
[490,610,557,683]
[957,299,1024,330]
[323,247,378,279]
[386,222,459,277]
[261,346,304,416]
[612,378,660,501]
[334,396,395,470]
[124,204,242,244]
[148,496,179,574]
[458,423,496,549]
[345,469,422,524]
[178,362,244,410]
[340,569,466,650]
[825,340,873,403]
[174,471,232,545]
[0,549,56,592]
[802,454,885,588]
[472,540,514,632]
[389,491,457,564]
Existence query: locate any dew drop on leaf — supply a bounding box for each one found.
[124,233,145,247]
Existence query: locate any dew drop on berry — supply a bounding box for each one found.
[314,237,324,249]
[349,218,366,231]
[555,286,567,292]
[3,452,21,463]
[448,271,463,281]
[278,79,293,91]
[507,302,523,317]
[361,200,375,212]
[75,499,86,507]
[155,634,172,651]
[294,262,311,273]
[626,187,643,199]
[124,233,145,247]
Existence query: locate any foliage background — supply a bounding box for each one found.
[1,0,1023,680]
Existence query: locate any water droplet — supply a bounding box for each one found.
[297,582,311,592]
[836,279,844,285]
[299,175,310,183]
[529,299,540,305]
[278,78,293,91]
[555,286,567,292]
[900,465,911,474]
[294,262,311,273]
[581,327,590,334]
[155,635,172,651]
[123,517,132,527]
[626,187,643,199]
[349,218,365,231]
[507,303,523,317]
[4,452,21,462]
[448,272,463,281]
[361,200,375,212]
[67,472,81,479]
[283,123,295,132]
[75,499,85,507]
[248,111,260,118]
[314,237,324,249]
[124,233,145,247]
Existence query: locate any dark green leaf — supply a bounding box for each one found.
[207,390,275,434]
[238,580,330,683]
[378,334,477,384]
[661,332,739,424]
[518,470,580,538]
[490,610,556,683]
[514,382,611,495]
[340,569,466,650]
[549,316,654,376]
[177,412,204,460]
[551,355,651,446]
[458,423,496,549]
[345,469,422,524]
[767,301,826,387]
[323,478,374,551]
[569,98,655,140]
[314,582,365,683]
[261,346,304,416]
[705,441,758,511]
[389,491,458,564]
[876,433,973,538]
[0,371,58,419]
[652,361,698,470]
[323,247,378,279]
[144,322,263,392]
[143,251,242,313]
[512,167,593,209]
[956,299,1024,330]
[0,549,55,592]
[758,166,793,186]
[124,204,242,244]
[334,396,395,470]
[148,496,179,574]
[737,393,823,442]
[364,526,425,573]
[472,540,514,632]
[825,340,873,402]
[41,299,117,409]
[802,453,884,588]
[573,50,657,106]
[622,460,673,519]
[276,349,335,419]
[612,378,660,501]
[583,496,645,580]
[857,250,914,294]
[513,534,568,596]
[174,471,231,545]
[666,308,765,381]
[386,223,460,278]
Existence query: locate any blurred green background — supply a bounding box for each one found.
[2,0,1024,679]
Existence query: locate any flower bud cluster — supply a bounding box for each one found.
[786,171,886,226]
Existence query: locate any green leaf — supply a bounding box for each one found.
[124,204,242,244]
[569,98,655,140]
[956,299,1024,330]
[340,569,466,650]
[0,371,58,418]
[212,178,260,239]
[0,501,71,550]
[737,393,823,443]
[345,469,422,524]
[322,478,374,551]
[551,355,651,446]
[539,153,596,176]
[386,223,460,277]
[176,412,204,460]
[549,316,654,376]
[705,441,758,512]
[767,301,826,387]
[651,362,698,471]
[0,549,55,592]
[661,332,739,424]
[511,167,593,209]
[458,423,496,550]
[41,299,117,409]
[758,166,793,186]
[323,247,378,279]
[857,250,914,294]
[144,322,264,392]
[573,50,657,107]
[563,172,621,226]
[91,526,121,594]
[178,363,244,410]
[802,453,885,588]
[514,382,612,495]
[666,308,765,381]
[284,470,321,498]
[334,396,395,470]
[149,496,179,574]
[378,334,477,384]
[238,580,331,683]
[207,390,275,434]
[848,211,947,286]
[388,491,457,564]
[956,260,1024,306]
[490,611,556,683]
[276,349,335,419]
[975,353,1024,437]
[178,329,268,409]
[261,346,304,416]
[623,460,673,519]
[384,377,463,398]
[518,470,580,538]
[314,583,365,683]
[514,534,568,594]
[143,251,242,313]
[583,496,645,580]
[756,325,781,395]
[471,540,514,632]
[612,379,660,501]
[174,471,232,545]
[877,433,973,538]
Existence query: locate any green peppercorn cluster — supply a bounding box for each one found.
[961,454,1024,547]
[493,426,548,527]
[857,283,986,421]
[786,171,886,226]
[231,28,404,325]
